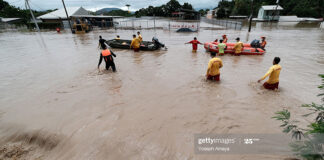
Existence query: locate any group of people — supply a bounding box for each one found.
[201,35,280,90]
[205,51,281,90]
[98,33,279,90]
[187,35,267,56]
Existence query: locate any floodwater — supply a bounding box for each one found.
[0,21,323,159]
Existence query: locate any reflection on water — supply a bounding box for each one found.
[0,20,323,159]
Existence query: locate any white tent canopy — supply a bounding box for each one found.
[37,7,89,20]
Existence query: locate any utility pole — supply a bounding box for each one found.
[248,0,254,32]
[271,0,280,21]
[25,0,40,32]
[61,0,73,32]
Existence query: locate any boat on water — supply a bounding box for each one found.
[106,37,166,51]
[204,42,265,55]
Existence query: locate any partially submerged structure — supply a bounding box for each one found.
[37,7,122,29]
[256,5,283,21]
[38,7,89,23]
[0,17,24,30]
[172,9,200,20]
[206,9,217,19]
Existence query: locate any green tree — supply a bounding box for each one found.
[182,2,193,10]
[214,0,324,18]
[0,0,56,24]
[135,0,192,17]
[165,0,181,16]
[273,74,324,159]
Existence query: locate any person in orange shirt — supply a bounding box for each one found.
[222,35,228,43]
[98,47,117,72]
[258,57,282,90]
[233,37,244,56]
[206,52,223,81]
[130,34,141,52]
[260,36,267,51]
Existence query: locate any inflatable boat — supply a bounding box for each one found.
[204,42,265,55]
[106,38,165,51]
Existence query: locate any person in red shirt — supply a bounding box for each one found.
[185,37,202,52]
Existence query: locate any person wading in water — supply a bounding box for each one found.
[258,57,282,90]
[206,52,223,81]
[130,34,141,52]
[185,37,202,52]
[98,35,107,50]
[98,47,117,72]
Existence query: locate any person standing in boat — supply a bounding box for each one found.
[233,37,244,56]
[206,52,223,81]
[258,57,282,90]
[130,34,141,52]
[98,35,107,50]
[222,35,228,43]
[260,36,267,51]
[98,46,117,72]
[115,35,120,40]
[185,37,202,52]
[137,31,143,42]
[217,39,227,56]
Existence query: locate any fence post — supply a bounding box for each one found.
[168,19,170,31]
[153,14,156,30]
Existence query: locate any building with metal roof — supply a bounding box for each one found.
[37,7,89,23]
[257,5,283,21]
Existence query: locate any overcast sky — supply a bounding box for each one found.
[7,0,220,11]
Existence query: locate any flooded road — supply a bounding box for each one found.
[0,22,323,159]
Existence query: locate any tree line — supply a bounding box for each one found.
[135,0,194,17]
[216,0,324,18]
[0,0,56,24]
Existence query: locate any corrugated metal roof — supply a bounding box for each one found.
[0,17,21,22]
[262,5,283,10]
[37,7,89,19]
[71,15,123,18]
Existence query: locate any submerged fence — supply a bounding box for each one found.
[114,18,201,31]
[203,18,242,30]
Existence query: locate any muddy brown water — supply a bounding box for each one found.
[0,22,323,159]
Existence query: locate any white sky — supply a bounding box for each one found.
[7,0,220,11]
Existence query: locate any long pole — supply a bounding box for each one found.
[248,0,254,32]
[25,0,40,32]
[271,0,279,21]
[61,0,73,32]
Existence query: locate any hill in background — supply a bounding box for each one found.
[95,8,120,15]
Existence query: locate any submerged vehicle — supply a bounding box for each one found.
[72,22,91,34]
[204,41,265,55]
[106,37,166,51]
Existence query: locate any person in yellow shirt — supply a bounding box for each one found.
[258,57,282,90]
[130,34,140,52]
[233,37,244,56]
[115,35,120,40]
[137,31,142,42]
[206,52,223,81]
